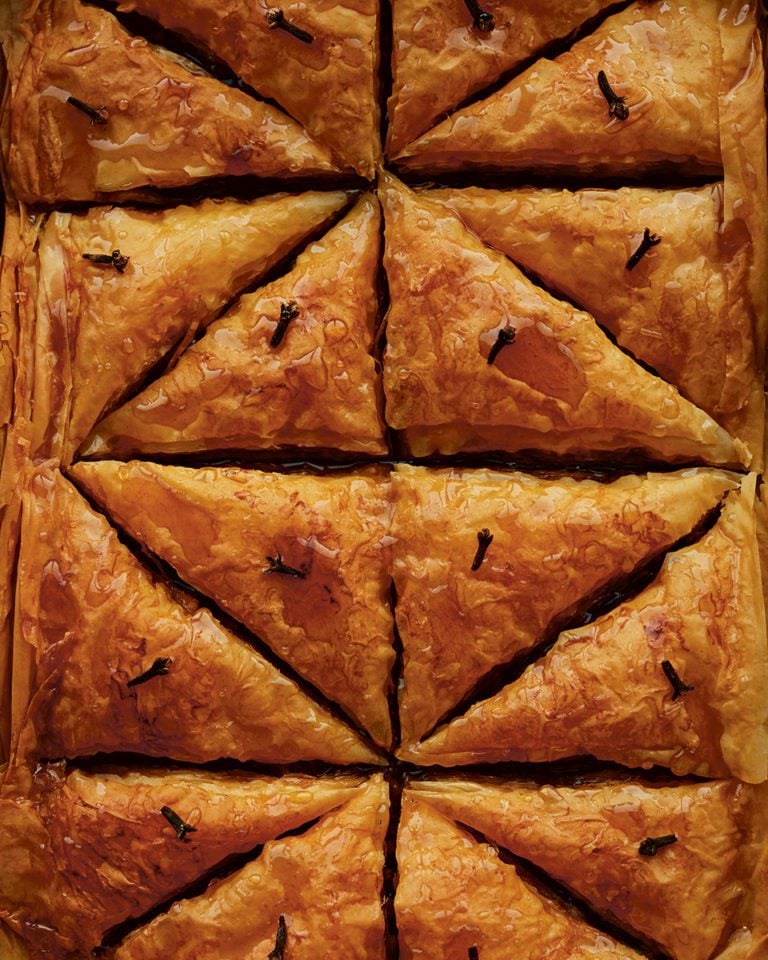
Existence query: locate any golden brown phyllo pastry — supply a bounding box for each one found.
[392,0,725,175]
[0,0,766,958]
[386,0,620,157]
[406,777,758,960]
[82,195,386,459]
[424,184,763,458]
[391,465,742,747]
[116,0,382,178]
[14,190,354,464]
[400,474,768,782]
[13,467,381,765]
[397,790,644,960]
[2,0,344,203]
[381,175,753,466]
[0,763,374,957]
[68,459,396,748]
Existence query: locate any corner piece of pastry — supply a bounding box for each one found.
[20,191,351,464]
[117,0,382,177]
[82,195,387,459]
[396,792,642,959]
[409,778,754,960]
[404,476,768,783]
[1,0,338,203]
[381,175,745,466]
[386,0,619,157]
[424,184,764,465]
[0,763,364,958]
[393,0,723,174]
[12,467,381,766]
[70,460,396,748]
[392,464,738,747]
[110,776,388,959]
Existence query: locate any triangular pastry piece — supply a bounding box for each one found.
[392,464,737,746]
[83,196,386,459]
[426,185,763,462]
[2,0,337,203]
[118,0,381,177]
[111,776,388,960]
[411,778,749,960]
[12,468,379,766]
[406,477,768,782]
[29,191,351,463]
[386,0,618,155]
[70,460,395,748]
[395,0,722,175]
[396,793,642,960]
[381,176,743,466]
[0,763,361,958]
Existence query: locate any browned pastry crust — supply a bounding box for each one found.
[425,184,764,465]
[0,763,364,958]
[405,477,768,782]
[82,196,387,459]
[118,0,382,178]
[391,464,738,747]
[11,466,380,766]
[0,206,28,766]
[13,191,350,465]
[396,793,642,959]
[410,778,752,960]
[110,776,388,959]
[394,1,724,175]
[0,921,33,959]
[386,0,618,157]
[381,174,745,465]
[70,460,396,748]
[0,0,338,204]
[0,1,765,957]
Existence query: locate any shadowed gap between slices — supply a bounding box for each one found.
[379,0,395,153]
[56,753,386,780]
[391,169,724,193]
[63,470,390,762]
[96,813,327,952]
[24,174,370,216]
[64,753,717,789]
[387,582,405,754]
[77,445,396,469]
[1,489,25,764]
[456,821,670,960]
[75,443,736,477]
[73,455,394,476]
[384,457,732,482]
[398,762,716,788]
[73,192,361,459]
[82,0,308,132]
[395,447,736,474]
[418,497,728,743]
[383,769,404,960]
[390,0,637,152]
[372,186,403,491]
[73,449,744,487]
